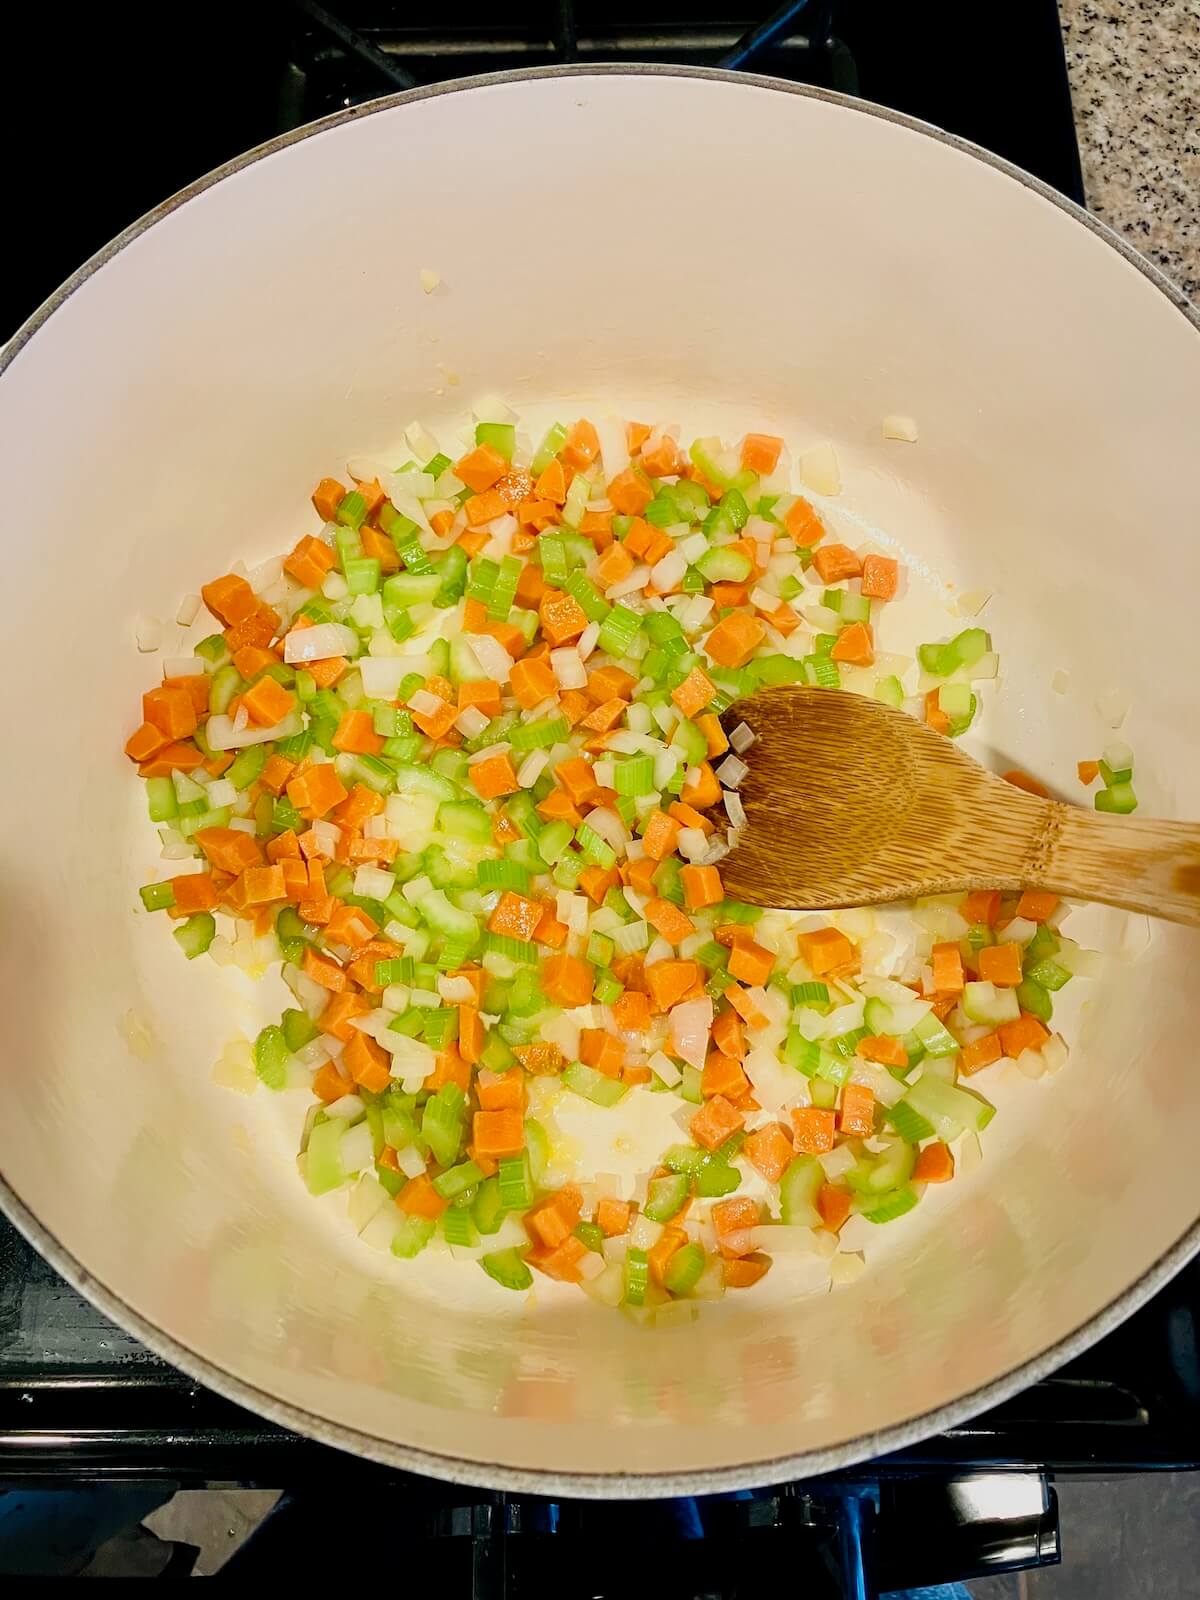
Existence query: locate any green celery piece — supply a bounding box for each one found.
[254,1025,290,1089]
[480,1248,533,1291]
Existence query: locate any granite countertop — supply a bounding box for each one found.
[1060,0,1198,300]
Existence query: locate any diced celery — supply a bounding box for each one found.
[914,1012,960,1056]
[1095,782,1138,815]
[903,1074,995,1140]
[875,674,904,708]
[779,1155,823,1225]
[664,1241,706,1295]
[481,1247,533,1291]
[392,1216,435,1258]
[961,980,1021,1027]
[475,420,515,461]
[305,1120,346,1196]
[859,1185,919,1223]
[1016,978,1053,1023]
[624,1247,650,1306]
[254,1025,290,1089]
[563,1061,627,1107]
[644,1173,690,1223]
[173,912,215,958]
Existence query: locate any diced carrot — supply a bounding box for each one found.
[125,721,169,763]
[724,1253,772,1289]
[138,740,208,777]
[740,433,783,475]
[680,761,720,810]
[701,1050,749,1100]
[860,554,898,601]
[223,602,279,653]
[792,1106,836,1154]
[328,709,382,757]
[472,1107,525,1159]
[142,685,198,741]
[306,653,347,688]
[639,810,679,863]
[325,903,378,949]
[609,991,649,1035]
[494,467,534,510]
[533,458,567,504]
[169,874,218,913]
[541,953,594,1008]
[526,1234,587,1283]
[644,898,696,945]
[579,1028,626,1079]
[512,1042,566,1079]
[817,1183,852,1231]
[693,713,728,761]
[526,1185,583,1249]
[318,991,369,1043]
[645,959,699,1013]
[311,477,346,521]
[535,788,582,826]
[856,1034,908,1068]
[424,1047,471,1094]
[240,675,295,728]
[284,534,337,589]
[959,1032,1003,1076]
[744,1122,795,1184]
[579,510,614,546]
[230,645,276,682]
[1077,759,1101,786]
[360,523,401,572]
[593,542,634,591]
[312,1061,351,1104]
[1003,769,1052,798]
[554,756,598,806]
[302,946,350,992]
[830,620,874,666]
[194,826,264,874]
[201,572,258,626]
[239,863,286,905]
[998,1011,1052,1058]
[782,495,824,545]
[560,419,600,471]
[978,942,1023,987]
[164,673,212,716]
[594,1197,631,1238]
[343,1030,391,1094]
[711,1195,760,1257]
[709,582,749,609]
[724,983,769,1029]
[671,666,717,719]
[488,891,543,943]
[703,612,765,670]
[330,784,384,832]
[470,752,520,800]
[396,1173,447,1221]
[961,889,1002,926]
[288,762,348,819]
[914,1141,956,1183]
[577,864,618,905]
[838,1082,876,1138]
[798,926,855,976]
[711,1008,746,1062]
[603,466,651,517]
[539,588,589,645]
[675,864,721,912]
[690,1094,745,1152]
[640,435,683,477]
[464,488,507,527]
[458,678,503,716]
[507,655,556,710]
[931,941,965,995]
[925,688,952,735]
[727,939,774,987]
[1015,890,1059,923]
[454,443,508,494]
[811,544,863,583]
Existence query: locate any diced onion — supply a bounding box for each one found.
[715,755,748,788]
[798,442,842,496]
[466,632,513,684]
[135,615,162,652]
[729,721,755,755]
[455,705,490,740]
[882,414,919,442]
[1096,689,1131,729]
[550,647,588,690]
[283,621,358,663]
[206,710,302,750]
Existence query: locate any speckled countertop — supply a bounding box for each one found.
[1060,0,1198,300]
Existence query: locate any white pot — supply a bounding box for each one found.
[1,67,1198,1495]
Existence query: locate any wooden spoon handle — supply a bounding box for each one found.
[1030,805,1200,926]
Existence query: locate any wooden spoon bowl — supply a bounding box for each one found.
[713,686,1200,925]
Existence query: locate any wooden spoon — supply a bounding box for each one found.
[713,686,1200,925]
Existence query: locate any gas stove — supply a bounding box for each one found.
[6,5,1187,1593]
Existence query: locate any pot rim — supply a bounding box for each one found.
[2,62,1197,1498]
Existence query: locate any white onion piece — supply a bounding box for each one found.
[583,806,627,852]
[517,749,549,788]
[206,709,301,750]
[668,997,712,1070]
[395,1143,426,1179]
[284,622,357,664]
[325,1094,364,1121]
[467,742,511,767]
[715,755,748,788]
[798,442,842,496]
[163,656,206,678]
[469,633,513,684]
[676,827,709,862]
[1096,689,1131,729]
[455,705,489,740]
[723,791,747,829]
[650,548,688,592]
[357,656,412,698]
[882,414,919,442]
[134,615,162,652]
[607,565,651,599]
[647,1050,682,1087]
